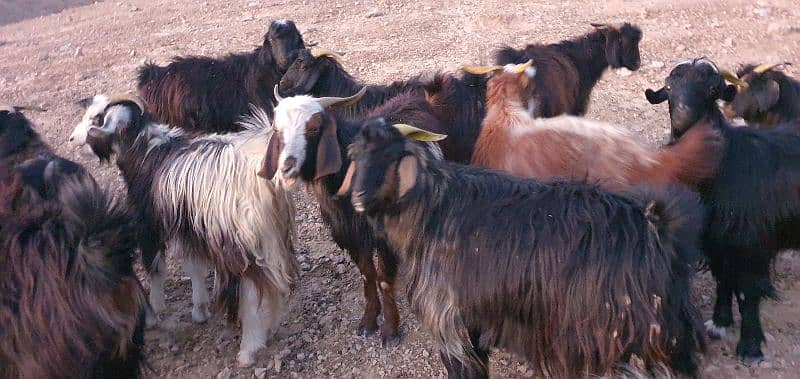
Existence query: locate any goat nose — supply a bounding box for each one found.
[281,156,297,175]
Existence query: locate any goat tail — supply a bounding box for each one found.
[652,123,725,188]
[136,62,168,88]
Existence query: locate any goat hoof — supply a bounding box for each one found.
[704,320,727,339]
[380,327,401,349]
[191,302,211,323]
[357,320,379,336]
[736,343,764,366]
[236,350,256,368]
[145,308,159,329]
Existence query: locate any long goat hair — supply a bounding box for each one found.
[342,123,706,378]
[473,69,724,191]
[1,109,146,378]
[494,22,642,117]
[86,99,297,367]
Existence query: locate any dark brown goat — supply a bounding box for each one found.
[471,63,724,192]
[0,109,146,378]
[338,121,706,378]
[137,20,305,133]
[493,22,642,117]
[721,63,800,127]
[277,48,486,163]
[260,88,445,347]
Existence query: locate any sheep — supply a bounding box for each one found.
[468,61,724,191]
[0,108,146,378]
[137,19,306,133]
[84,95,298,367]
[646,57,800,364]
[720,62,799,128]
[493,22,642,117]
[259,86,445,347]
[277,48,486,163]
[336,121,706,378]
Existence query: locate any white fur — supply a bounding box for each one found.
[182,255,211,323]
[704,319,727,338]
[236,278,285,367]
[272,95,323,183]
[70,94,109,157]
[147,253,167,327]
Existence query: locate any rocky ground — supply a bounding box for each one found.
[2,0,800,378]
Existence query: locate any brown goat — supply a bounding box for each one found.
[471,64,724,191]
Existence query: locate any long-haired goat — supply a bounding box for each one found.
[720,62,799,128]
[137,20,306,132]
[84,96,298,367]
[493,22,642,117]
[0,108,146,378]
[337,121,706,378]
[277,48,486,163]
[646,57,800,364]
[469,62,724,191]
[258,87,445,347]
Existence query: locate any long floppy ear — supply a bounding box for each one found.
[645,88,668,104]
[755,80,780,110]
[315,115,342,180]
[257,132,282,179]
[720,84,738,102]
[335,162,356,196]
[86,128,115,161]
[396,155,418,199]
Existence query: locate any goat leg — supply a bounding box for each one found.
[376,243,401,348]
[352,249,381,336]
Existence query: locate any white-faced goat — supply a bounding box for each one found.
[1,108,146,378]
[84,96,298,367]
[259,87,445,347]
[469,61,725,191]
[646,58,800,364]
[338,122,706,378]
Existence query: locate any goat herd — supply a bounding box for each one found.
[2,18,800,379]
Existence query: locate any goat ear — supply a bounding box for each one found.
[604,29,623,68]
[396,155,418,199]
[86,128,115,161]
[755,80,780,110]
[720,84,738,102]
[76,97,94,108]
[645,88,668,104]
[315,115,342,180]
[257,132,281,179]
[335,162,356,196]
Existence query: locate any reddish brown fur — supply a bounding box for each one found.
[473,71,724,190]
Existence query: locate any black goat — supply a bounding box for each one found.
[137,19,306,132]
[493,22,642,117]
[259,88,445,348]
[721,63,799,127]
[646,58,800,364]
[0,109,146,378]
[277,48,486,163]
[337,121,706,378]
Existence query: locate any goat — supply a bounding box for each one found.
[137,19,306,133]
[85,96,298,367]
[720,62,799,128]
[337,121,706,378]
[646,57,800,365]
[493,22,642,117]
[0,108,146,378]
[278,48,486,163]
[258,87,445,348]
[468,61,724,191]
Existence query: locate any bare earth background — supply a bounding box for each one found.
[2,0,800,378]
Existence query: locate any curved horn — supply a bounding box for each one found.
[590,22,612,28]
[753,62,792,74]
[392,124,447,142]
[508,59,534,74]
[107,94,146,115]
[720,69,748,88]
[316,86,367,109]
[274,85,284,103]
[462,65,504,75]
[310,47,344,65]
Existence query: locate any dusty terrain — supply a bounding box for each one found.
[2,0,800,378]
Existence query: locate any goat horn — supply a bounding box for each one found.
[310,47,344,65]
[316,86,367,109]
[509,59,534,74]
[274,85,284,103]
[720,69,748,88]
[461,65,504,75]
[590,22,612,28]
[753,62,792,74]
[0,105,15,113]
[393,124,447,142]
[107,94,146,116]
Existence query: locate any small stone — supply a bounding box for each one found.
[422,349,430,358]
[650,61,664,69]
[616,68,632,77]
[723,37,734,48]
[216,367,232,379]
[297,353,305,361]
[130,6,140,11]
[335,263,347,275]
[274,356,282,373]
[130,49,136,57]
[37,52,49,61]
[254,367,267,379]
[759,361,774,369]
[753,8,770,17]
[366,10,385,18]
[74,47,82,57]
[675,44,686,53]
[423,6,432,10]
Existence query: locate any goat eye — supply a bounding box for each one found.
[665,85,671,91]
